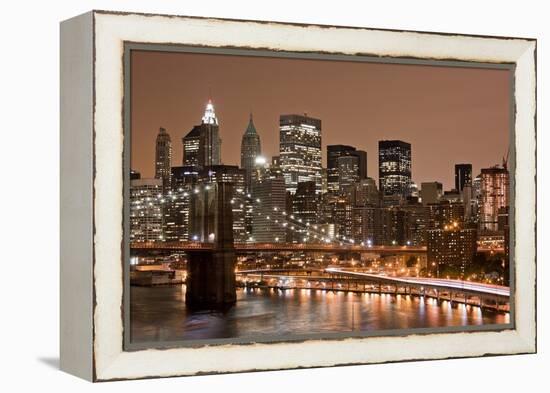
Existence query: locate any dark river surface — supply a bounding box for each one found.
[130,285,509,343]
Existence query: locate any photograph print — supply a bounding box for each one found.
[126,46,512,347]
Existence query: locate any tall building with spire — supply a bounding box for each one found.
[199,99,221,167]
[154,127,172,191]
[240,113,262,192]
[182,99,222,169]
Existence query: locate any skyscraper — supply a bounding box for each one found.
[327,145,367,193]
[154,127,172,191]
[251,177,287,242]
[291,181,319,242]
[182,99,222,169]
[199,99,222,167]
[337,155,360,192]
[130,178,164,242]
[351,206,376,245]
[333,195,353,240]
[279,114,322,194]
[378,140,411,198]
[455,163,473,192]
[327,145,355,193]
[163,166,199,242]
[479,166,509,231]
[182,126,201,167]
[354,150,368,180]
[240,113,261,192]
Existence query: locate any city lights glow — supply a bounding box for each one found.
[129,95,510,334]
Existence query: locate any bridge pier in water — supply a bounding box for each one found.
[185,182,236,311]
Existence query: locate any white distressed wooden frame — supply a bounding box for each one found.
[60,10,536,381]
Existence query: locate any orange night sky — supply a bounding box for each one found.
[131,50,511,190]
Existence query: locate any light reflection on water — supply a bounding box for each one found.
[130,285,509,343]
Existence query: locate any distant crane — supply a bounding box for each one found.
[502,146,510,171]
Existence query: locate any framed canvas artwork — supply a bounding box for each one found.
[60,10,536,381]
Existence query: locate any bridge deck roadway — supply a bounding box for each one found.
[131,241,504,254]
[325,268,509,298]
[236,268,509,299]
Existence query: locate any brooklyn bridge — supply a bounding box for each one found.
[131,241,501,254]
[130,183,508,311]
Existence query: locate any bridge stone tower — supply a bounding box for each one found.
[186,182,237,310]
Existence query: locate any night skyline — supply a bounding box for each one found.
[129,49,511,339]
[131,50,511,190]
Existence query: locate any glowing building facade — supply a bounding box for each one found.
[163,166,198,242]
[279,114,322,194]
[479,166,509,231]
[182,126,201,167]
[427,224,477,277]
[378,140,411,198]
[130,178,164,242]
[182,99,222,169]
[291,181,320,242]
[154,127,172,192]
[427,201,465,230]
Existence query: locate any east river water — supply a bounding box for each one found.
[130,285,509,343]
